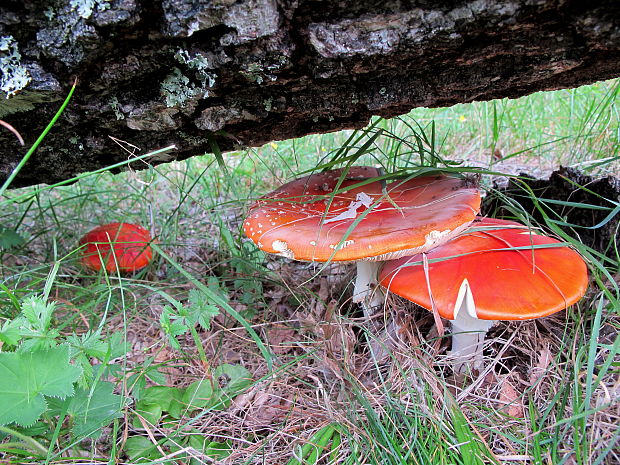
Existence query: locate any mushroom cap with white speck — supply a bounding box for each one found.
[379,217,589,320]
[243,166,481,262]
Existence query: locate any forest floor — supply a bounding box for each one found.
[0,79,618,464]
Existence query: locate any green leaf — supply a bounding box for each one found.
[125,357,166,399]
[137,385,185,421]
[133,402,163,428]
[0,345,82,426]
[212,364,253,409]
[167,388,186,419]
[187,434,232,460]
[48,381,124,439]
[182,379,216,411]
[197,305,220,330]
[12,421,50,438]
[160,306,187,349]
[127,373,147,401]
[187,289,220,330]
[13,296,59,350]
[0,227,25,250]
[107,331,130,359]
[124,436,162,463]
[215,364,253,396]
[203,441,232,459]
[66,329,114,388]
[141,385,179,411]
[0,318,22,346]
[66,329,108,360]
[72,353,94,388]
[145,367,168,385]
[20,296,54,332]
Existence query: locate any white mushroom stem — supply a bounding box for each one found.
[449,279,495,373]
[352,261,384,318]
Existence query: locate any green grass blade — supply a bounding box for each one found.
[0,80,77,197]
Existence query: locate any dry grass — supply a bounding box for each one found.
[1,80,618,464]
[1,163,616,464]
[86,194,618,464]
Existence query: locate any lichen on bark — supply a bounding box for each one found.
[0,0,618,187]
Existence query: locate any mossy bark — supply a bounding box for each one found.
[0,0,619,187]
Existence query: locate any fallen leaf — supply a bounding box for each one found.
[268,324,296,355]
[499,377,524,418]
[153,346,183,382]
[241,388,291,428]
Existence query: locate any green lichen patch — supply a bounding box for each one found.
[174,49,217,90]
[239,55,288,84]
[240,62,267,84]
[69,0,111,20]
[263,97,273,112]
[160,68,206,108]
[0,36,31,98]
[109,96,125,120]
[160,55,216,108]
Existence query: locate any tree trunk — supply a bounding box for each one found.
[1,0,619,187]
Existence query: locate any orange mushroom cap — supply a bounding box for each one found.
[79,222,153,273]
[243,167,481,262]
[379,217,589,320]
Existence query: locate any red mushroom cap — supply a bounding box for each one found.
[379,217,589,320]
[244,167,481,262]
[79,222,153,273]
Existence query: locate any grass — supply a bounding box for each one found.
[0,78,618,464]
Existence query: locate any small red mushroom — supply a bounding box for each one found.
[379,217,589,372]
[79,222,153,273]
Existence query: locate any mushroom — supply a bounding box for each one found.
[243,166,481,315]
[379,217,589,372]
[79,222,153,273]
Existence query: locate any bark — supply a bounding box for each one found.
[482,167,620,258]
[0,0,619,187]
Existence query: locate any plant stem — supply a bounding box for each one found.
[190,326,210,371]
[0,426,48,455]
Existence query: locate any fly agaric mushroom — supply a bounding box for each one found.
[79,222,153,273]
[243,166,481,313]
[379,217,588,372]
